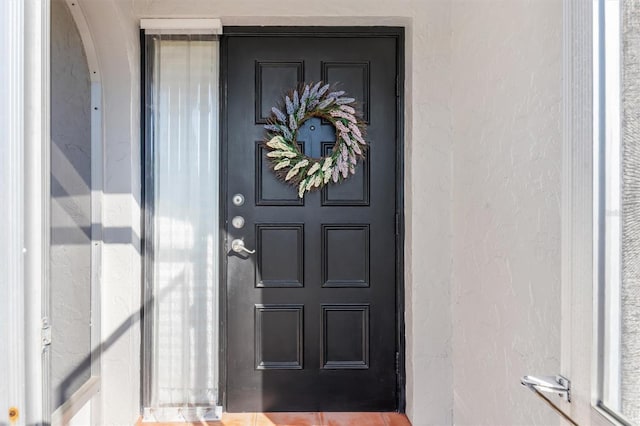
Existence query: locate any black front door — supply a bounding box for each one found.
[223,28,402,412]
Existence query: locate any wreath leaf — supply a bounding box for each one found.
[307,163,320,176]
[293,90,300,110]
[309,81,322,98]
[318,83,330,96]
[285,96,294,115]
[300,85,310,104]
[336,97,355,105]
[274,160,290,170]
[285,168,300,181]
[271,107,287,123]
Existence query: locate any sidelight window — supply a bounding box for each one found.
[141,30,221,421]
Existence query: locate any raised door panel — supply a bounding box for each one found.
[322,224,370,287]
[255,61,304,124]
[255,304,304,369]
[321,304,370,369]
[255,224,304,288]
[321,61,370,122]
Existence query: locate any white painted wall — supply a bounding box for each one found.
[451,1,562,424]
[74,1,142,424]
[73,0,566,424]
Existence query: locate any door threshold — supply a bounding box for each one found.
[137,411,411,426]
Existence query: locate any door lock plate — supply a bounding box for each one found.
[232,194,245,206]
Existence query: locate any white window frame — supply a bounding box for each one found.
[562,1,634,425]
[593,1,636,425]
[598,0,622,414]
[0,0,27,421]
[0,0,51,423]
[24,0,50,422]
[561,0,618,425]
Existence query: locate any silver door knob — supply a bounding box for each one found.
[231,239,255,254]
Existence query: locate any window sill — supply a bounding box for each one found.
[594,402,634,426]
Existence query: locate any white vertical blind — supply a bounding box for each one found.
[146,35,219,420]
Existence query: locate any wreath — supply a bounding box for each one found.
[263,82,367,198]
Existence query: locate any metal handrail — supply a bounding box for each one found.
[521,375,578,426]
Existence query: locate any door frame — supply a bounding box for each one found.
[218,26,406,412]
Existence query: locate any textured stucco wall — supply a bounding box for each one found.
[451,1,562,425]
[50,0,92,411]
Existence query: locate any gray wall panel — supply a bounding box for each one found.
[50,0,92,411]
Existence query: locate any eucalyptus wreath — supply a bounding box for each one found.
[263,82,367,198]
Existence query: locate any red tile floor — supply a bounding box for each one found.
[139,412,411,426]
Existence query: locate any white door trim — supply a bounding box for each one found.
[0,0,27,423]
[24,0,51,423]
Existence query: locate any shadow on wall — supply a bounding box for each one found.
[54,270,180,410]
[50,0,93,412]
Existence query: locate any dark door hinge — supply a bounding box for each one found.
[395,351,400,375]
[395,213,400,236]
